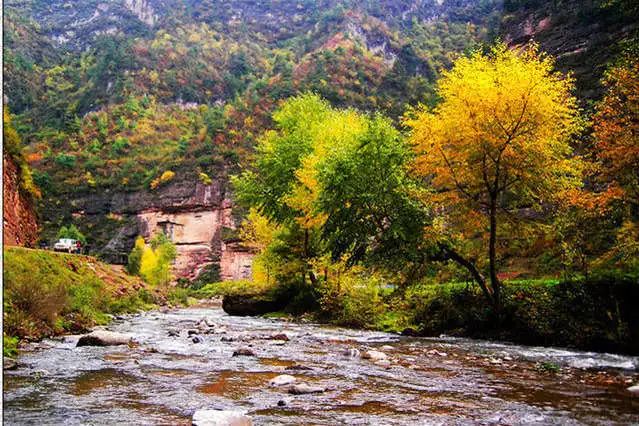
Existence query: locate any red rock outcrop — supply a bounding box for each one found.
[3,153,38,247]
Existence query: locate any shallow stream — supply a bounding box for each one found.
[4,302,639,425]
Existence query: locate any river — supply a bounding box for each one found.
[4,302,639,425]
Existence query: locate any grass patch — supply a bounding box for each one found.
[3,334,19,358]
[3,247,157,344]
[191,279,273,298]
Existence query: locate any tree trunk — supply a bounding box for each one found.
[488,195,501,311]
[437,244,493,305]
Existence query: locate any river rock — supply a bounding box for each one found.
[232,348,256,357]
[192,409,252,426]
[4,358,18,370]
[269,374,296,386]
[380,345,394,351]
[285,364,313,371]
[627,385,639,393]
[192,335,204,344]
[362,350,387,361]
[344,348,360,357]
[168,330,180,337]
[288,383,326,395]
[76,330,132,347]
[269,333,290,341]
[222,294,287,316]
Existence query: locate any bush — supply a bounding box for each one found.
[128,234,177,286]
[56,224,87,244]
[3,247,154,342]
[407,274,639,354]
[317,273,386,329]
[3,334,19,358]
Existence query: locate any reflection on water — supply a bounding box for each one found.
[4,305,639,425]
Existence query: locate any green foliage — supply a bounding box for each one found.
[407,274,639,353]
[3,334,19,358]
[56,224,87,244]
[191,280,263,298]
[3,110,40,199]
[166,287,192,307]
[3,247,151,341]
[190,262,221,290]
[127,237,144,275]
[129,234,177,287]
[317,114,429,269]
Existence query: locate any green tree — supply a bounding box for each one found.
[57,224,86,244]
[316,115,430,276]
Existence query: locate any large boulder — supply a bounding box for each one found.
[76,330,133,347]
[192,409,252,426]
[222,295,287,316]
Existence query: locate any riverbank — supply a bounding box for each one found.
[2,247,188,357]
[4,304,638,424]
[197,273,639,355]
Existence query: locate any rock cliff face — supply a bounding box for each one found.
[64,178,253,282]
[500,0,638,98]
[3,154,38,247]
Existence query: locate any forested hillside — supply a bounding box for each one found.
[3,0,637,279]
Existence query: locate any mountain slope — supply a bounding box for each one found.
[3,0,636,282]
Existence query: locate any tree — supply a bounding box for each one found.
[128,233,177,286]
[57,224,87,244]
[234,92,431,290]
[232,93,332,286]
[127,237,145,275]
[406,43,582,309]
[592,56,639,205]
[316,114,430,276]
[590,56,639,270]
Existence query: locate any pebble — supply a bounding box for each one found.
[288,383,326,395]
[627,385,639,393]
[362,350,387,361]
[192,409,252,426]
[269,374,297,386]
[285,364,313,371]
[233,348,256,357]
[192,336,203,344]
[269,333,290,341]
[344,348,360,357]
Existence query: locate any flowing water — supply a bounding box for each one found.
[4,302,639,425]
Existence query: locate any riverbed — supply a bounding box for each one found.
[4,302,639,425]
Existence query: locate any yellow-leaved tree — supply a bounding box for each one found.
[406,43,583,309]
[127,234,176,286]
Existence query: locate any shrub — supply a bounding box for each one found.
[129,233,177,286]
[54,153,76,168]
[3,334,19,358]
[198,172,213,185]
[150,170,175,190]
[56,224,87,244]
